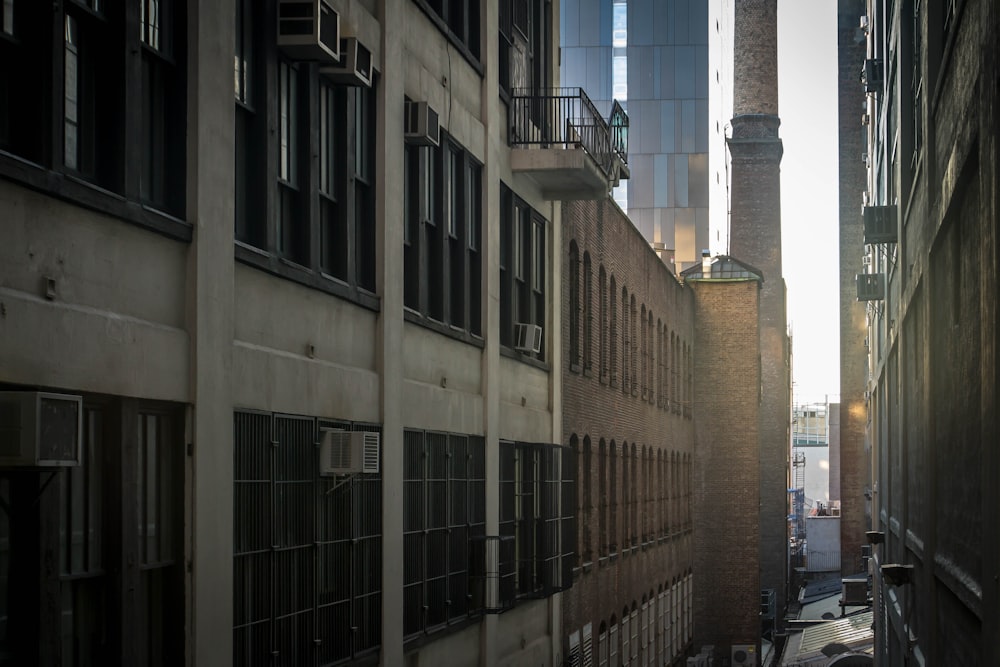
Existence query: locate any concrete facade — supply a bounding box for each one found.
[560,197,696,665]
[0,0,608,664]
[859,0,1000,662]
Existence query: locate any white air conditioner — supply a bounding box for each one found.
[0,392,83,467]
[731,644,756,667]
[319,429,379,475]
[277,0,341,63]
[514,322,542,354]
[404,100,440,147]
[319,37,373,88]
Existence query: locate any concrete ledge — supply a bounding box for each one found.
[510,147,611,200]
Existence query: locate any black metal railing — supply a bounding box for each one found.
[509,87,628,179]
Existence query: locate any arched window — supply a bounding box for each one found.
[621,441,629,550]
[569,242,580,369]
[629,601,639,664]
[610,276,618,385]
[609,615,619,666]
[583,251,593,372]
[658,450,666,537]
[598,439,607,557]
[622,287,630,394]
[599,265,608,381]
[609,440,618,554]
[640,304,647,399]
[640,594,649,663]
[630,295,637,395]
[598,621,609,667]
[570,434,580,564]
[657,319,665,408]
[621,606,631,665]
[583,435,592,562]
[630,442,638,547]
[647,311,655,404]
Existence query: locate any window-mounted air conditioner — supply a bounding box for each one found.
[514,322,542,354]
[841,576,869,606]
[862,58,883,93]
[404,100,440,147]
[319,428,379,475]
[856,273,885,301]
[0,392,83,467]
[731,644,756,667]
[277,0,341,63]
[319,37,373,88]
[863,205,897,244]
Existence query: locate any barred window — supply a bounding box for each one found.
[499,440,575,598]
[233,411,382,666]
[403,430,486,636]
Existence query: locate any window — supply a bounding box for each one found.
[0,0,186,229]
[622,288,629,393]
[583,252,593,372]
[582,436,592,563]
[599,266,608,381]
[630,296,638,395]
[598,440,607,557]
[610,277,618,385]
[640,305,647,398]
[500,183,547,359]
[235,0,376,302]
[414,0,480,61]
[404,132,482,336]
[500,0,549,98]
[0,398,183,666]
[609,441,618,554]
[403,430,485,636]
[499,440,574,598]
[569,242,581,369]
[233,411,382,665]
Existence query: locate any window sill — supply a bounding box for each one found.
[404,308,485,348]
[570,362,582,374]
[0,152,192,242]
[235,242,380,312]
[582,561,593,574]
[500,345,550,371]
[583,367,593,378]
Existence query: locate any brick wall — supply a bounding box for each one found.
[836,0,869,577]
[690,278,762,653]
[560,197,697,663]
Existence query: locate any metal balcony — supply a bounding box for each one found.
[509,88,629,200]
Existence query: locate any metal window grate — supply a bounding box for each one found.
[233,411,382,666]
[403,429,486,636]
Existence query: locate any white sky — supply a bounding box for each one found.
[777,0,841,405]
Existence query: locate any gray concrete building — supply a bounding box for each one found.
[0,0,627,664]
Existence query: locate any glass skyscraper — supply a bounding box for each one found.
[562,0,730,271]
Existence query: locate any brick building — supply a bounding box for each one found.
[560,197,697,666]
[836,0,870,580]
[687,256,765,662]
[858,0,1000,662]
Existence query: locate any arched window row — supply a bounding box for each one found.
[564,239,694,419]
[573,441,690,562]
[590,574,693,667]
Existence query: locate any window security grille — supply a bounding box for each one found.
[233,411,382,666]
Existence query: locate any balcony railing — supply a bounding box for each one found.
[509,87,626,180]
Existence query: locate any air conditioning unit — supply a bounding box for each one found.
[404,100,440,147]
[319,428,379,475]
[841,576,869,606]
[0,392,83,467]
[319,37,373,87]
[731,644,756,667]
[514,322,542,354]
[862,58,883,93]
[856,273,885,301]
[863,205,898,244]
[277,0,341,63]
